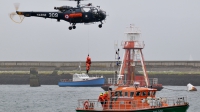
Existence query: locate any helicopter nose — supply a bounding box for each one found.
[100,10,106,20]
[103,12,107,19]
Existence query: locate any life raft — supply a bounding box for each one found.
[84,101,89,109]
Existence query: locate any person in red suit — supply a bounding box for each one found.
[86,54,91,74]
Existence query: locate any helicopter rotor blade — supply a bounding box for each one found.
[14,3,20,11]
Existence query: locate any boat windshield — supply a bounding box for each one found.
[114,91,122,96]
[142,91,146,96]
[152,91,156,96]
[136,91,140,96]
[124,92,128,97]
[148,91,151,96]
[130,92,134,97]
[148,91,156,96]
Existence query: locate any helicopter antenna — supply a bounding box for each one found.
[77,0,81,7]
[75,0,84,7]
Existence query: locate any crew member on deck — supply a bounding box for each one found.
[103,91,108,104]
[86,54,91,74]
[98,93,104,107]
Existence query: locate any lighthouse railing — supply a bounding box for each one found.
[121,41,144,49]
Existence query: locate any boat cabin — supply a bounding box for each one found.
[100,86,185,110]
[73,73,90,81]
[112,86,157,100]
[72,73,103,81]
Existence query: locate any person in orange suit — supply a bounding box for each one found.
[103,91,108,104]
[86,54,91,74]
[98,93,105,107]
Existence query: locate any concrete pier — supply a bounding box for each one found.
[29,68,40,87]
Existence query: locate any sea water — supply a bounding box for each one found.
[0,85,199,112]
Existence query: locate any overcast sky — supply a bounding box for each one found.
[1,0,200,61]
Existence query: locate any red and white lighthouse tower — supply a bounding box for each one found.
[118,24,149,87]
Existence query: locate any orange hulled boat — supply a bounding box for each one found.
[76,84,189,112]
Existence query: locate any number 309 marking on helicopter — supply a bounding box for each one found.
[49,13,58,17]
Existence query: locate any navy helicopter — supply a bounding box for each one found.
[10,0,107,30]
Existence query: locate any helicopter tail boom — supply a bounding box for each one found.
[16,11,62,19]
[16,11,31,17]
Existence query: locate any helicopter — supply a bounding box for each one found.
[10,0,107,30]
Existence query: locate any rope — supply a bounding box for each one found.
[87,25,90,54]
[163,87,187,91]
[10,14,24,23]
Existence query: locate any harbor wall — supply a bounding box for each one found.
[1,61,200,71]
[0,61,200,86]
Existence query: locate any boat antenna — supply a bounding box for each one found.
[79,61,81,73]
[114,41,121,83]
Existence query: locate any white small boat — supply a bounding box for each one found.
[187,83,197,91]
[58,73,105,87]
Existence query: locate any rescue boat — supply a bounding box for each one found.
[76,24,189,111]
[76,84,189,112]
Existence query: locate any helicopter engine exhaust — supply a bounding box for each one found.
[54,6,73,11]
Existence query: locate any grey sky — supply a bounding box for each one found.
[1,0,200,61]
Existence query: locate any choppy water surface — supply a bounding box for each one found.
[0,85,199,112]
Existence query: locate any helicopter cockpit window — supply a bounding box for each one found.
[90,8,98,14]
[82,7,90,12]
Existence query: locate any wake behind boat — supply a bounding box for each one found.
[58,73,105,87]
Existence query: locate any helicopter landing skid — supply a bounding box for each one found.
[98,24,102,28]
[69,23,76,30]
[98,21,103,28]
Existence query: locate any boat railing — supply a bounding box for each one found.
[105,78,160,86]
[162,96,188,106]
[76,96,188,110]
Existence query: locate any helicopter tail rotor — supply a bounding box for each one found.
[14,3,20,11]
[9,3,25,23]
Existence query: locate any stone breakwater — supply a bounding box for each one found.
[0,73,200,86]
[0,61,200,86]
